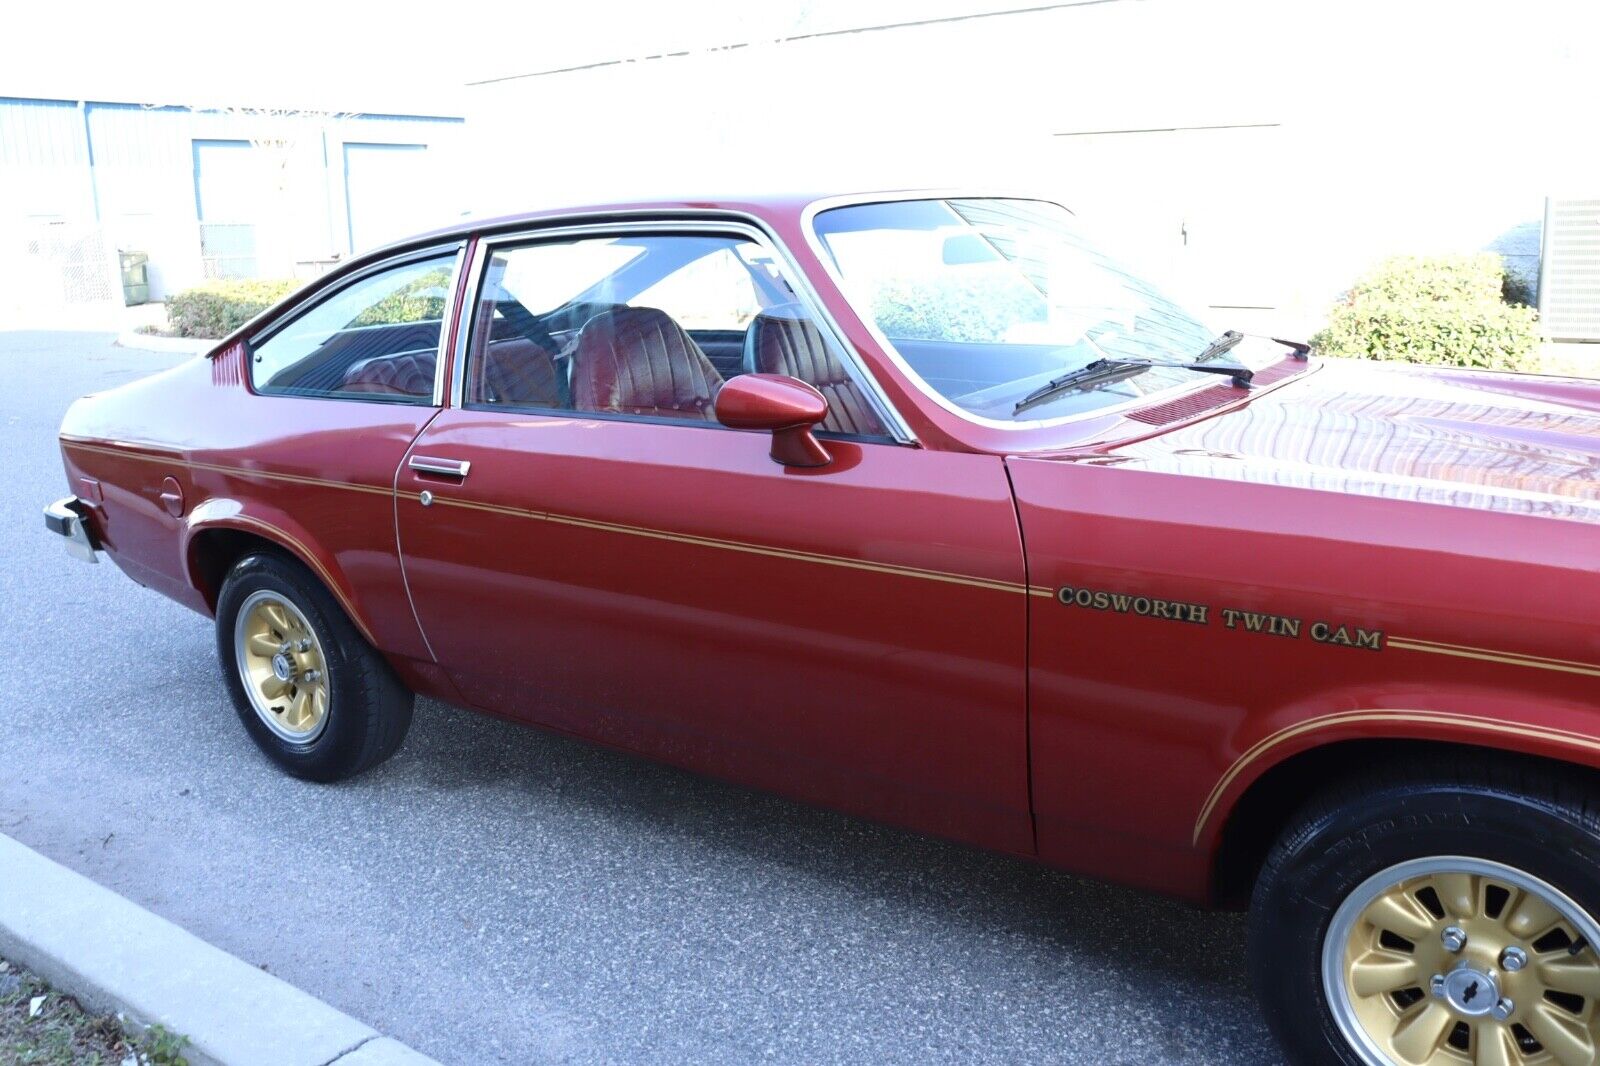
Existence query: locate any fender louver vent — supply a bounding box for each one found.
[210,342,244,386]
[1126,359,1302,426]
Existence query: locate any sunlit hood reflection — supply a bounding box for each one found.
[1091,360,1600,523]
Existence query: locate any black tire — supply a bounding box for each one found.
[1249,752,1600,1066]
[216,551,413,781]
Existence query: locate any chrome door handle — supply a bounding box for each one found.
[409,455,471,479]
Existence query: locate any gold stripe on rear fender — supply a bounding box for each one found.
[1192,709,1600,844]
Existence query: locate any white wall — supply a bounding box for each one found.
[463,0,1599,337]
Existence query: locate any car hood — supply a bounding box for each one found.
[1078,359,1600,523]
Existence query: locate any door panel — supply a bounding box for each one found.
[396,411,1032,852]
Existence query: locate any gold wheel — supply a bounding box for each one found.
[233,589,330,743]
[1325,857,1600,1066]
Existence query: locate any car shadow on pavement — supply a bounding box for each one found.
[385,694,1257,1000]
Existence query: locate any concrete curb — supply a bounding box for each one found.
[113,330,214,354]
[0,833,441,1066]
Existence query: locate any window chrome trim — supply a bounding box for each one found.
[798,189,1224,433]
[433,243,468,407]
[245,240,466,406]
[449,237,490,410]
[447,215,916,446]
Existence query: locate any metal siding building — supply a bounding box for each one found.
[1542,199,1600,343]
[0,96,464,302]
[0,98,92,219]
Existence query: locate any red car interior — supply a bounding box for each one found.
[743,307,885,437]
[340,350,438,397]
[477,339,563,408]
[570,306,724,420]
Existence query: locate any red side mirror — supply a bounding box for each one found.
[715,374,831,468]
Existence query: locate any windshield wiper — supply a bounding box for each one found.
[1013,355,1252,415]
[1192,329,1245,362]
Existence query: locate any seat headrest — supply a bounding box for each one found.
[742,305,886,437]
[571,306,724,420]
[742,304,814,375]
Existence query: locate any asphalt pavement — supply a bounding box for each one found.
[0,329,1279,1065]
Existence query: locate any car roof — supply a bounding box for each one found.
[391,188,1056,250]
[397,190,838,245]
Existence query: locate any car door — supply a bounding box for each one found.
[211,245,463,661]
[395,222,1033,852]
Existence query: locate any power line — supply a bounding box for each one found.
[1055,122,1282,136]
[467,0,1130,85]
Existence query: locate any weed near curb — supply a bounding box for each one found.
[0,957,192,1065]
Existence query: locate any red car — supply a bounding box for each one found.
[46,192,1600,1066]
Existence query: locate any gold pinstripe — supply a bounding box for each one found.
[1389,637,1600,678]
[1192,709,1600,844]
[422,493,1029,593]
[63,440,395,497]
[64,440,1600,677]
[62,438,1031,595]
[214,514,380,646]
[65,442,383,641]
[190,463,392,497]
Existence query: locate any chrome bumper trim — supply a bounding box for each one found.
[44,496,99,563]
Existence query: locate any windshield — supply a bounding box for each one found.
[812,198,1219,421]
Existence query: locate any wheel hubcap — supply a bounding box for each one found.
[1438,964,1501,1018]
[234,591,329,742]
[1324,857,1600,1065]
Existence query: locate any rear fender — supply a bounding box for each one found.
[1197,684,1600,853]
[182,498,382,647]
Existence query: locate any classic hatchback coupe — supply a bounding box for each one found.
[47,192,1600,1066]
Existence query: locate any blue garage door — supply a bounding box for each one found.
[193,139,260,278]
[344,142,428,254]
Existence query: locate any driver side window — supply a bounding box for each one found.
[461,233,891,437]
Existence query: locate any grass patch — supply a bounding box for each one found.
[0,957,191,1065]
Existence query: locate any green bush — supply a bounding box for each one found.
[870,267,1047,342]
[165,278,298,339]
[350,267,451,327]
[1311,254,1539,371]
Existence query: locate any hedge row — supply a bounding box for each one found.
[164,268,452,340]
[1312,254,1539,371]
[165,278,299,339]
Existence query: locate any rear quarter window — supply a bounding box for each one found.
[249,252,457,402]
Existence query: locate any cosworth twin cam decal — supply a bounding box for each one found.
[1054,585,1384,650]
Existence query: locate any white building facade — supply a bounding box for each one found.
[462,0,1598,342]
[0,98,465,306]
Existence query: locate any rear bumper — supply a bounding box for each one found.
[44,496,99,563]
